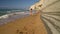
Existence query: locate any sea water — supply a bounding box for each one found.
[0,9,28,16]
[0,9,36,26]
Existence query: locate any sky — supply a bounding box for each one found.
[0,0,39,10]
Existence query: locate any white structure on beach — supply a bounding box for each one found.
[30,0,60,34]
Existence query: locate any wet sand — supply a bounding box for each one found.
[0,13,47,34]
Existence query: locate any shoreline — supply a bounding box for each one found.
[0,11,36,26]
[0,13,29,26]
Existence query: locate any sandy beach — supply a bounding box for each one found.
[0,13,47,34]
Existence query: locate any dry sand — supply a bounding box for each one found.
[0,13,47,34]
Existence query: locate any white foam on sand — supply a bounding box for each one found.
[0,15,9,19]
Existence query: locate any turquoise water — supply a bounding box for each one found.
[0,9,29,16]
